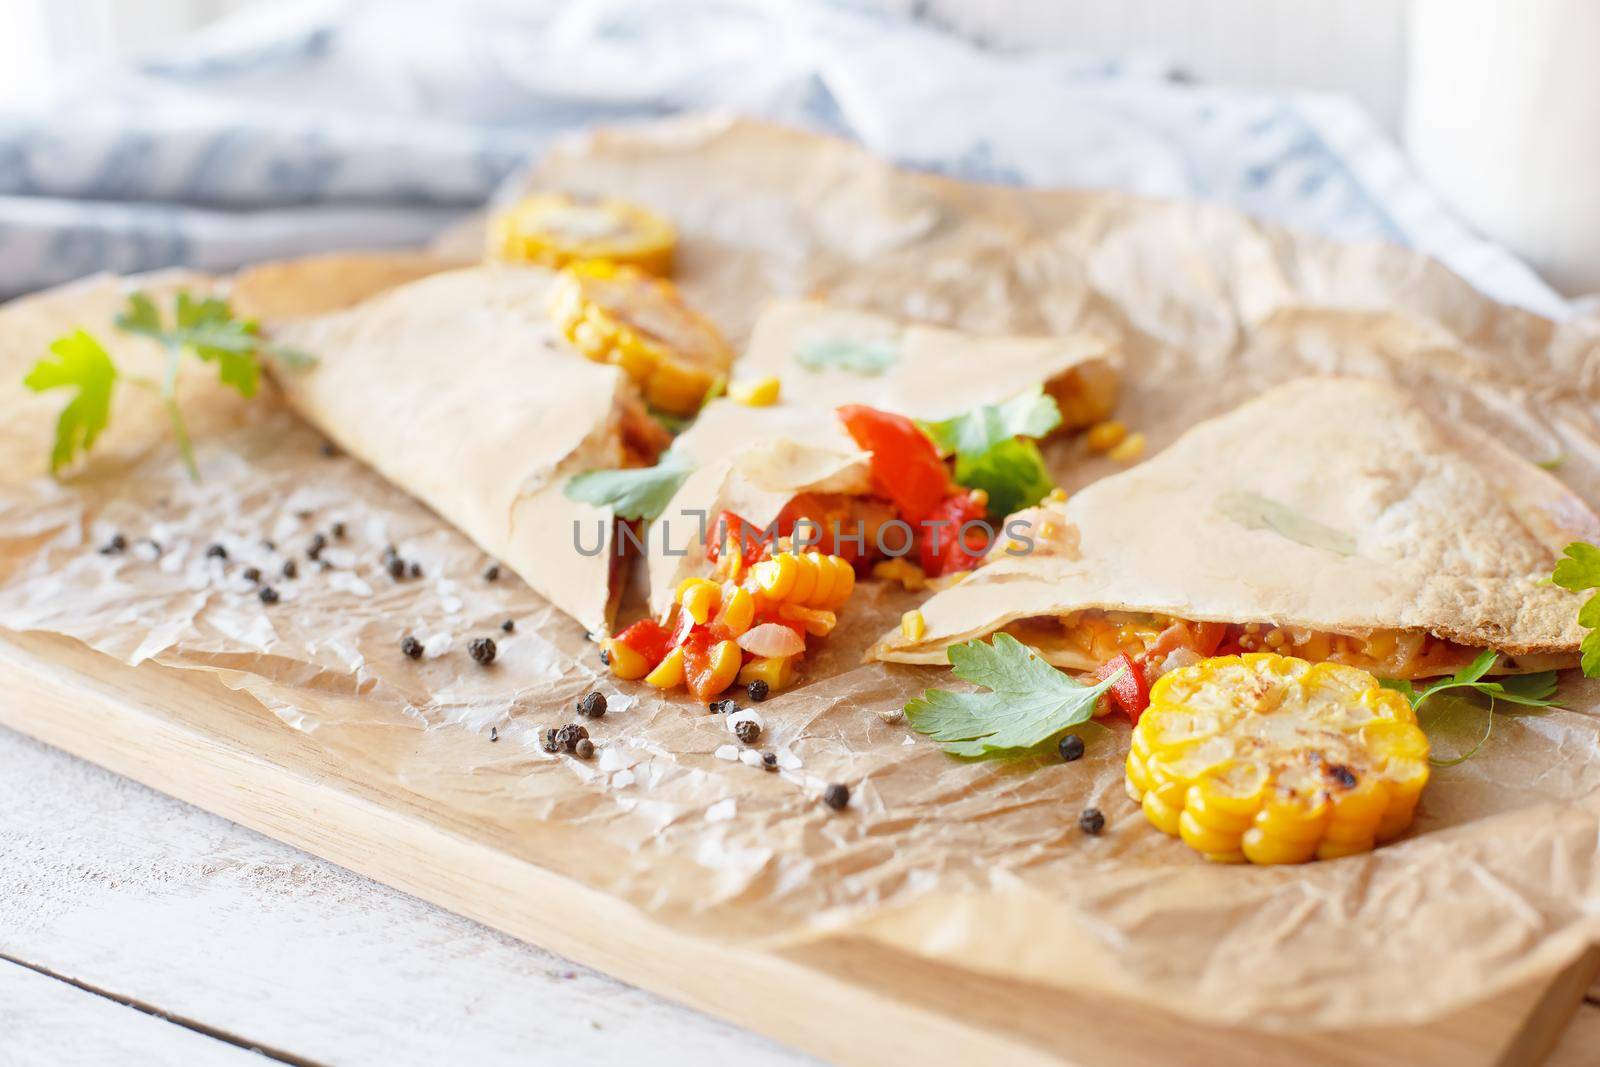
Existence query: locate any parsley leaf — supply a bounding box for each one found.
[1552,541,1600,676]
[564,454,694,521]
[916,388,1063,520]
[921,387,1062,458]
[27,289,314,481]
[954,436,1057,520]
[905,633,1122,757]
[794,337,897,377]
[22,330,117,473]
[1381,648,1560,765]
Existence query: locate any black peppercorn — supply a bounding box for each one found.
[823,783,850,810]
[330,521,346,539]
[540,727,561,753]
[501,619,515,633]
[599,647,611,667]
[483,563,501,582]
[386,556,406,579]
[408,561,422,579]
[1079,807,1106,836]
[733,719,760,745]
[746,679,769,703]
[307,533,326,561]
[317,559,332,572]
[99,533,127,555]
[761,751,778,771]
[555,722,588,752]
[489,726,499,743]
[1058,734,1086,763]
[260,540,276,552]
[206,543,228,560]
[321,441,338,457]
[281,559,298,580]
[258,586,279,604]
[242,566,261,583]
[400,635,423,660]
[577,692,607,719]
[382,544,398,562]
[469,637,497,665]
[574,738,595,760]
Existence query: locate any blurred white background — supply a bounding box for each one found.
[2,0,1592,295]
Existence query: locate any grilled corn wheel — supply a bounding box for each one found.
[489,192,676,275]
[548,260,733,416]
[1125,653,1429,865]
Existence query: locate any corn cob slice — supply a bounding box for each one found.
[548,261,733,416]
[488,192,676,275]
[1125,653,1429,865]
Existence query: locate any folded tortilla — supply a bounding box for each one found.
[644,299,1121,614]
[871,377,1600,678]
[265,264,652,636]
[230,250,469,322]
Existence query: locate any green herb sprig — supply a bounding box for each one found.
[905,633,1121,757]
[1552,542,1600,676]
[23,289,313,480]
[1381,649,1559,765]
[564,452,694,521]
[920,386,1063,519]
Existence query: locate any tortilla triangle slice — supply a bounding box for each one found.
[872,377,1600,679]
[266,264,661,636]
[643,298,1121,615]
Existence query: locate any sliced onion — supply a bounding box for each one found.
[737,623,804,659]
[1152,647,1203,680]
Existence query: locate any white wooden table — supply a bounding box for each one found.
[0,724,817,1066]
[4,717,1599,1065]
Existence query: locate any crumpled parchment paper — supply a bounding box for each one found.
[4,114,1600,1032]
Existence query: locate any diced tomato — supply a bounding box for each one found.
[1191,622,1226,657]
[837,405,953,525]
[705,510,766,568]
[611,618,674,670]
[918,491,991,577]
[1096,653,1151,724]
[681,630,717,703]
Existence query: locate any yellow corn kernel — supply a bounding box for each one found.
[752,553,798,601]
[750,552,852,610]
[703,640,743,698]
[1085,419,1127,453]
[646,358,717,415]
[1125,653,1430,866]
[1107,431,1146,464]
[604,638,651,681]
[546,262,732,416]
[714,585,755,637]
[872,558,926,591]
[676,577,720,625]
[901,609,926,642]
[729,376,781,407]
[826,555,856,607]
[644,646,686,689]
[488,192,676,275]
[779,604,837,637]
[787,551,819,606]
[1046,487,1068,503]
[738,654,798,693]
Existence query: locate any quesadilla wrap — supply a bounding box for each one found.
[266,264,670,636]
[872,377,1600,680]
[644,299,1122,615]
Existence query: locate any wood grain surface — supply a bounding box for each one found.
[1,627,1594,1066]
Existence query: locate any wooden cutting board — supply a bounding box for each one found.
[1,627,1592,1067]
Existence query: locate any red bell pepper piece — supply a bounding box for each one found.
[1096,653,1152,724]
[918,491,991,577]
[705,509,766,568]
[836,404,953,525]
[611,618,675,670]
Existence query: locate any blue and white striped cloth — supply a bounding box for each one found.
[0,0,1565,318]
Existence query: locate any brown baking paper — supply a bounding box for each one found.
[4,115,1600,1033]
